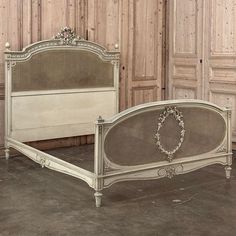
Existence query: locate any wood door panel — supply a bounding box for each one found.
[174,0,198,55]
[210,0,236,56]
[210,65,236,84]
[134,0,156,79]
[168,0,202,100]
[173,86,197,99]
[87,0,120,50]
[173,64,197,80]
[127,0,163,107]
[206,0,236,139]
[132,86,157,106]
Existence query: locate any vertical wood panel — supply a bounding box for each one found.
[127,0,163,107]
[41,0,68,39]
[205,0,236,141]
[31,0,41,42]
[174,0,197,54]
[119,0,129,110]
[211,0,236,55]
[87,0,120,50]
[168,0,202,100]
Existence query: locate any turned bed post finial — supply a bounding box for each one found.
[5,42,10,50]
[97,115,104,123]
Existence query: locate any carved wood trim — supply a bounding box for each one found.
[0,135,94,158]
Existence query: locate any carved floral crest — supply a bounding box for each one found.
[155,107,185,162]
[54,27,79,45]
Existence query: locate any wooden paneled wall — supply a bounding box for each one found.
[168,0,236,141]
[0,0,165,156]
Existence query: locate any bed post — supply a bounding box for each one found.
[94,116,105,207]
[4,42,11,160]
[225,108,232,179]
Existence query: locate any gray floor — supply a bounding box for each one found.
[0,145,235,236]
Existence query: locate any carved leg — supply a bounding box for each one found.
[5,148,10,160]
[225,166,232,179]
[94,192,103,207]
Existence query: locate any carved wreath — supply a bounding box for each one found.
[155,107,185,162]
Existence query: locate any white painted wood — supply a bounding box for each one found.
[11,91,117,142]
[4,98,232,207]
[7,137,95,188]
[103,155,229,188]
[98,100,232,192]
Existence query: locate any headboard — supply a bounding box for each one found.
[5,27,120,142]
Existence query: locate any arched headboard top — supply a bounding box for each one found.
[5,27,120,62]
[5,27,120,93]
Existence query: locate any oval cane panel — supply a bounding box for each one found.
[104,107,226,166]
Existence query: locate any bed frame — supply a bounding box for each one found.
[5,28,232,207]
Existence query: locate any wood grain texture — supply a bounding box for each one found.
[126,0,164,107]
[0,0,165,155]
[168,0,203,101]
[168,0,236,142]
[205,0,236,141]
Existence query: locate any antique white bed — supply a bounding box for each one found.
[5,28,232,207]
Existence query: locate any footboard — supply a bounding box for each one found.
[94,100,232,196]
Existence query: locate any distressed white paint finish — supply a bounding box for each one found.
[11,90,117,142]
[5,32,119,148]
[7,137,95,188]
[96,99,232,206]
[6,99,232,207]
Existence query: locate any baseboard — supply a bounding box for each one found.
[0,135,94,158]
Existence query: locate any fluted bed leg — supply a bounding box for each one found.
[225,166,232,179]
[5,148,10,160]
[94,192,103,207]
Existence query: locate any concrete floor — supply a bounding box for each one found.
[0,145,235,236]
